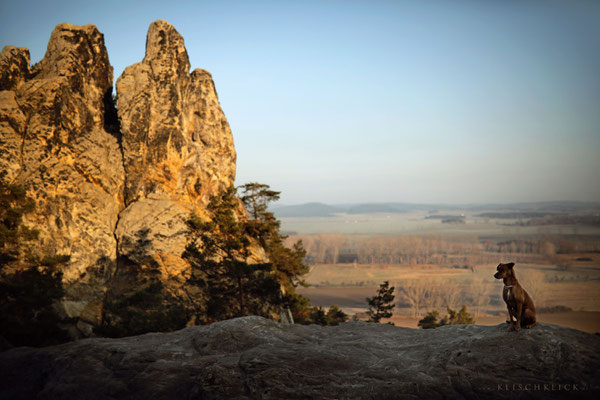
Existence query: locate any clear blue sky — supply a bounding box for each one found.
[2,0,599,204]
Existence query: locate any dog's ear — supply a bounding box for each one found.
[507,262,515,269]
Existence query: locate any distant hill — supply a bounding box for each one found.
[271,201,600,218]
[270,203,346,217]
[346,204,404,214]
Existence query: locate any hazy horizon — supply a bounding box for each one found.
[270,199,600,207]
[1,0,599,205]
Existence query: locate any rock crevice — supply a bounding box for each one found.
[0,20,237,336]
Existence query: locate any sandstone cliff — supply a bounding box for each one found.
[115,20,236,270]
[0,21,236,336]
[1,317,598,399]
[0,24,124,334]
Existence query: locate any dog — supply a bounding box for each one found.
[494,262,536,332]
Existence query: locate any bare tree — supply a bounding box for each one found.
[423,279,442,311]
[518,270,547,307]
[438,279,464,310]
[399,280,429,317]
[469,278,492,317]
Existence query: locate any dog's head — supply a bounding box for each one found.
[494,262,515,279]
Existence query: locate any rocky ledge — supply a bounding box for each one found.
[0,317,598,399]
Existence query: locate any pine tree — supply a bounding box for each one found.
[238,182,310,310]
[325,305,348,326]
[417,310,441,329]
[418,306,475,329]
[183,187,282,323]
[366,280,395,323]
[183,183,331,326]
[444,305,475,325]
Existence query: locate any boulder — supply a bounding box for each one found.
[0,317,597,399]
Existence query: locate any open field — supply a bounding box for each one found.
[280,210,600,236]
[297,256,600,333]
[289,208,600,332]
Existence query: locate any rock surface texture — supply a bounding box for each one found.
[115,20,236,267]
[0,21,236,335]
[1,317,598,399]
[0,24,124,332]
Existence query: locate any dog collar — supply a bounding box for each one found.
[504,285,513,289]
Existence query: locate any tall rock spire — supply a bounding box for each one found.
[117,20,236,205]
[0,23,125,334]
[114,19,237,276]
[0,20,239,337]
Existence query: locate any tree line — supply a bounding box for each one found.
[287,233,599,267]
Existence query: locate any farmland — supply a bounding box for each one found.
[283,208,600,332]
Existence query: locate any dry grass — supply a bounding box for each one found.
[297,255,600,333]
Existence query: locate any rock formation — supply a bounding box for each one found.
[0,24,124,334]
[0,21,236,336]
[1,317,598,399]
[115,20,236,269]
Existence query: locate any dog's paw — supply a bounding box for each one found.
[508,325,515,332]
[514,325,521,332]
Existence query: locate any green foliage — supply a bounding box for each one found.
[286,292,314,324]
[366,280,395,323]
[0,267,69,346]
[239,182,281,238]
[183,186,284,323]
[239,183,315,322]
[311,306,328,326]
[298,304,347,326]
[182,183,338,326]
[239,182,309,293]
[325,304,348,326]
[418,306,476,329]
[266,237,309,294]
[446,305,475,325]
[287,294,347,326]
[96,281,189,338]
[417,310,441,329]
[0,177,71,346]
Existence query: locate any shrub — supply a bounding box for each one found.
[418,306,475,329]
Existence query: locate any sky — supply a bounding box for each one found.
[1,0,599,205]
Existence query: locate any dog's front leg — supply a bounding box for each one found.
[514,303,523,332]
[507,306,516,331]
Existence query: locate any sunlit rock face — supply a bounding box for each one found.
[115,19,236,272]
[0,21,238,335]
[0,24,125,332]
